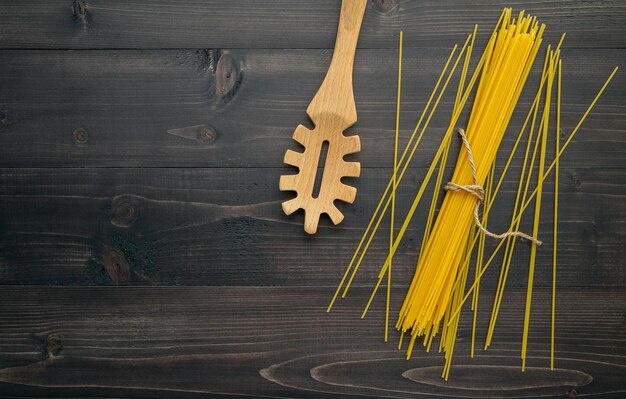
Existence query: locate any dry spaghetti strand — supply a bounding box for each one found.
[522,47,557,371]
[386,30,403,342]
[552,58,562,370]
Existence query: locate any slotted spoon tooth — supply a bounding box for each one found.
[280,0,367,234]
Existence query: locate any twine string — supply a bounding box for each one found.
[444,128,542,246]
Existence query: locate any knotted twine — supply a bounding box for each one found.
[444,128,542,246]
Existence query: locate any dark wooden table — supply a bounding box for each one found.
[1,1,624,398]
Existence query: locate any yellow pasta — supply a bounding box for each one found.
[484,43,561,348]
[327,38,467,312]
[362,28,492,317]
[359,34,479,318]
[447,65,619,324]
[326,7,618,378]
[470,160,495,358]
[552,59,562,370]
[398,10,544,360]
[386,30,403,342]
[522,46,557,371]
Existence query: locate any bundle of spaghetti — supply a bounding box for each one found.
[397,9,544,353]
[325,6,618,379]
[337,13,511,317]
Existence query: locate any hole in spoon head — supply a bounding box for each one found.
[312,140,330,199]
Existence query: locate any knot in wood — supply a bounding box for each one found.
[102,246,131,285]
[46,335,63,357]
[215,53,241,101]
[112,198,137,228]
[73,128,88,144]
[198,127,217,143]
[71,0,89,24]
[373,0,399,15]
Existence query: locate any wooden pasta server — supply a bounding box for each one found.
[279,0,366,234]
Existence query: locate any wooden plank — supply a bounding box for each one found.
[0,167,623,287]
[0,286,624,398]
[0,1,625,49]
[0,48,623,168]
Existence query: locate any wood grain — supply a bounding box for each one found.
[0,167,623,287]
[0,48,623,168]
[0,286,624,398]
[0,1,624,397]
[0,0,625,49]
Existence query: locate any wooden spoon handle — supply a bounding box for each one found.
[306,0,367,129]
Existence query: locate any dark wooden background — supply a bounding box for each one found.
[0,1,624,398]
